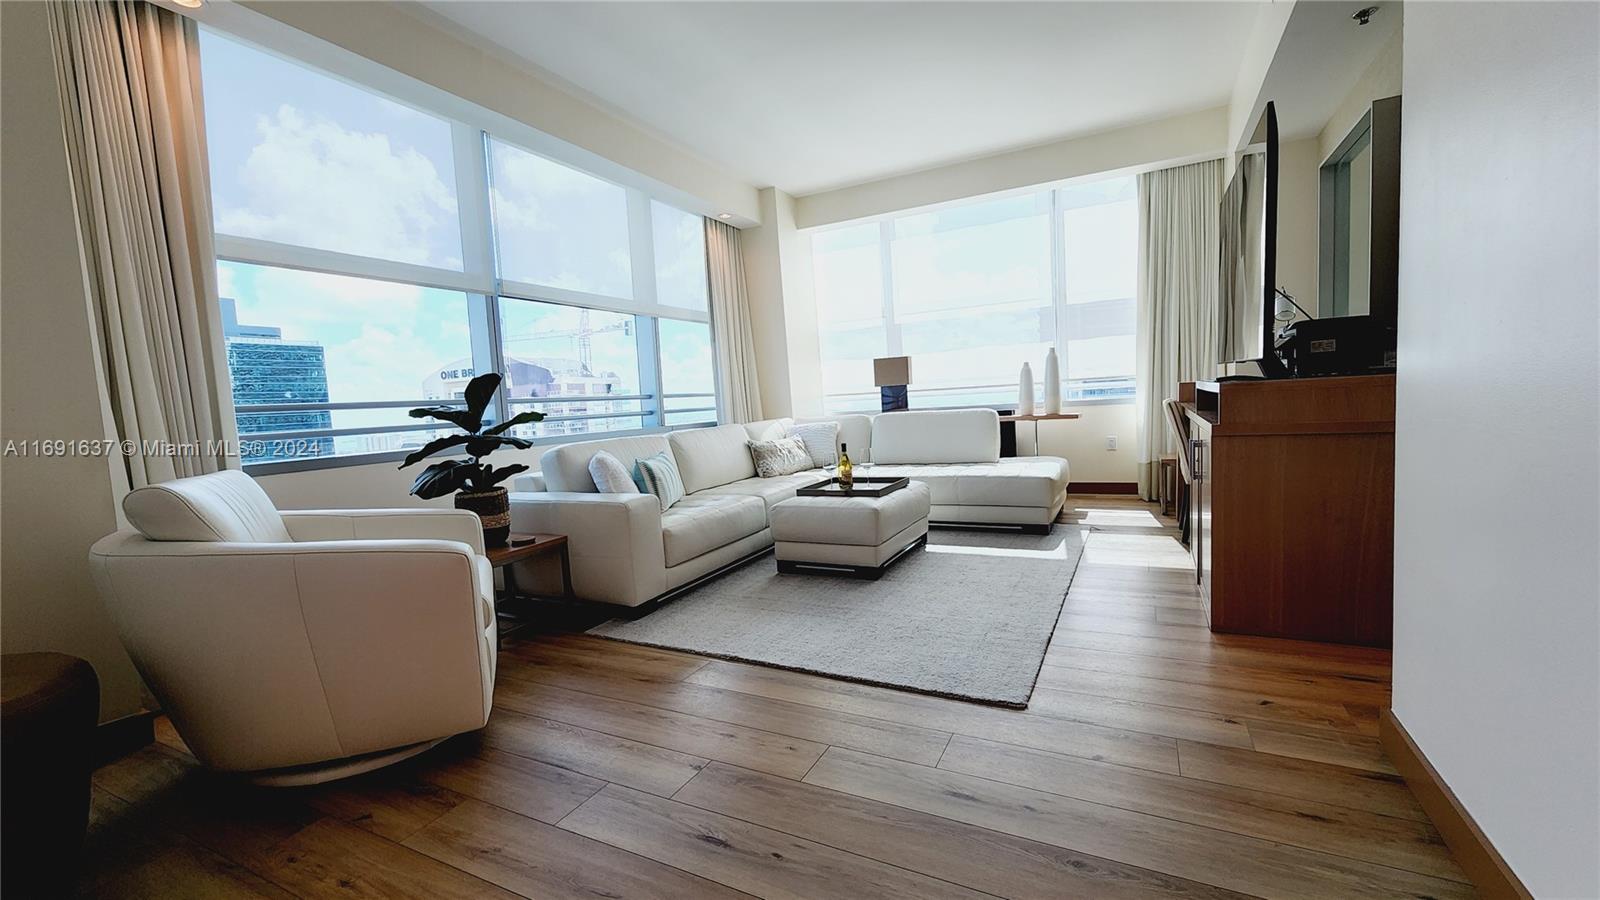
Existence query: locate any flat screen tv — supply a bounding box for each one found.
[1218,101,1287,378]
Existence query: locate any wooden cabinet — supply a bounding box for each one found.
[1179,376,1395,647]
[1187,421,1214,622]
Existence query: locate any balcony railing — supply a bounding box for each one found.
[235,391,718,450]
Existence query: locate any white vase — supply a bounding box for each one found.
[1043,347,1061,415]
[1018,362,1035,416]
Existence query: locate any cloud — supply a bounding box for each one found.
[489,140,632,297]
[215,105,461,269]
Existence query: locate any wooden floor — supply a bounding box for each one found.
[80,498,1472,899]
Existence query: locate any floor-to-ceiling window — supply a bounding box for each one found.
[811,177,1137,413]
[199,29,718,469]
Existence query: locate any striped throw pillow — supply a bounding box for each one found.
[632,450,685,511]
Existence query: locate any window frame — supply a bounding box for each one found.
[810,180,1139,415]
[198,12,720,475]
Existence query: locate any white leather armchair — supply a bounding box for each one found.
[88,471,496,785]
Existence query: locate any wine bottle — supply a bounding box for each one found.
[838,442,854,490]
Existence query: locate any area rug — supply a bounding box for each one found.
[587,526,1086,707]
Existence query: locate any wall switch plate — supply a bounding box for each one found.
[1106,435,1118,451]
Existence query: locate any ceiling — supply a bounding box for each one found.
[1250,0,1402,144]
[416,1,1259,196]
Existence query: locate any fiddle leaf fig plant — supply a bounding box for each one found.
[399,373,544,499]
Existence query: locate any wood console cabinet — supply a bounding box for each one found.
[1180,376,1395,647]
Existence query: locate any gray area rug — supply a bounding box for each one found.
[588,527,1086,707]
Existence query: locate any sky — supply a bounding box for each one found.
[200,29,715,448]
[812,179,1139,409]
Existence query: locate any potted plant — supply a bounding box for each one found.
[400,372,544,547]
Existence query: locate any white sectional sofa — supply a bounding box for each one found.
[509,408,1069,609]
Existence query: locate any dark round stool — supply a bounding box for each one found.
[2,652,99,898]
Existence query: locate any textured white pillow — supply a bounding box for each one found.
[747,437,813,478]
[587,450,640,494]
[788,421,839,468]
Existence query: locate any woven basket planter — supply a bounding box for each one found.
[455,487,511,548]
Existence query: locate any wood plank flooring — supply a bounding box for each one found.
[78,498,1471,899]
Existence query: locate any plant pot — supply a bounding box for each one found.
[455,487,511,548]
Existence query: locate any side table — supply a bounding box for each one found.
[485,533,573,643]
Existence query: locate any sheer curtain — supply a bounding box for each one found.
[704,218,763,423]
[50,0,237,486]
[1135,159,1222,500]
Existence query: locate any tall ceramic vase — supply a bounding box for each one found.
[1018,363,1035,416]
[1043,347,1061,415]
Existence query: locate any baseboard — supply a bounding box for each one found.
[1380,709,1532,899]
[95,709,157,766]
[1068,482,1138,495]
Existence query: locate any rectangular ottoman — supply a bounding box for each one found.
[769,481,931,579]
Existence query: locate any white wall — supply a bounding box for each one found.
[1391,3,1599,897]
[1274,137,1322,313]
[1319,28,1402,163]
[1,1,149,722]
[797,106,1227,229]
[1035,404,1138,485]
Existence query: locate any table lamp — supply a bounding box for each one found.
[873,356,912,412]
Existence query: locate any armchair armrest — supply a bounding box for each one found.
[88,534,495,771]
[280,508,486,556]
[509,492,665,607]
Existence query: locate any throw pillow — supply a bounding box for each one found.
[748,436,813,478]
[788,421,839,468]
[588,450,639,494]
[632,450,686,510]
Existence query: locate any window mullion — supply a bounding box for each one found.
[878,220,901,356]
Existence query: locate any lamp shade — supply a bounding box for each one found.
[872,356,912,387]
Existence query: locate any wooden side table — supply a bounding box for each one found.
[485,534,573,644]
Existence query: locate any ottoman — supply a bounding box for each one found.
[770,481,931,579]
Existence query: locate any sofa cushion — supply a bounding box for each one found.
[660,494,767,567]
[742,418,793,442]
[799,414,873,463]
[870,456,1069,508]
[633,451,687,511]
[667,424,758,493]
[588,450,640,494]
[789,421,839,467]
[540,434,671,493]
[122,470,291,543]
[871,408,999,464]
[748,437,813,477]
[697,471,824,512]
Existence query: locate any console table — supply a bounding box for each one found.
[998,412,1081,456]
[1180,376,1395,647]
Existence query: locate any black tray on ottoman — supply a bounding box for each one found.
[796,476,909,498]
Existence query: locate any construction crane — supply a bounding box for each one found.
[501,309,632,376]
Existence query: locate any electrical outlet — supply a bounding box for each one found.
[1106,435,1118,451]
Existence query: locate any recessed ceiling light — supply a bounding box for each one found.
[718,213,732,219]
[172,0,205,7]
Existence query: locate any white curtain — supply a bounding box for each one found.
[1135,159,1222,499]
[704,218,763,423]
[50,0,237,487]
